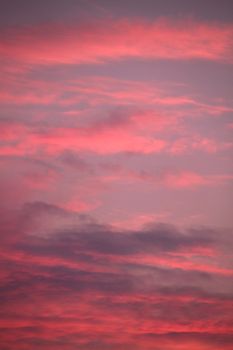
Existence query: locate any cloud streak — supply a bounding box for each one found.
[0,19,233,65]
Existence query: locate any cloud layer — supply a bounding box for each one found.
[1,19,233,65]
[0,2,232,349]
[0,202,232,350]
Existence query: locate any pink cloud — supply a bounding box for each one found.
[99,164,233,189]
[63,198,100,213]
[0,114,168,156]
[0,19,232,65]
[192,137,233,153]
[30,127,166,154]
[113,212,170,230]
[163,171,209,188]
[170,137,232,155]
[0,91,57,105]
[158,171,233,188]
[1,70,231,132]
[0,122,27,141]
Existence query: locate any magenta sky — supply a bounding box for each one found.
[0,1,233,349]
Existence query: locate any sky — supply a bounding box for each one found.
[0,1,233,349]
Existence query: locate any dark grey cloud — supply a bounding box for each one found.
[17,202,214,251]
[57,150,93,172]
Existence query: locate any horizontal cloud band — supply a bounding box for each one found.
[1,19,233,65]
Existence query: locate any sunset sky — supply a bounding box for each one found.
[0,1,233,349]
